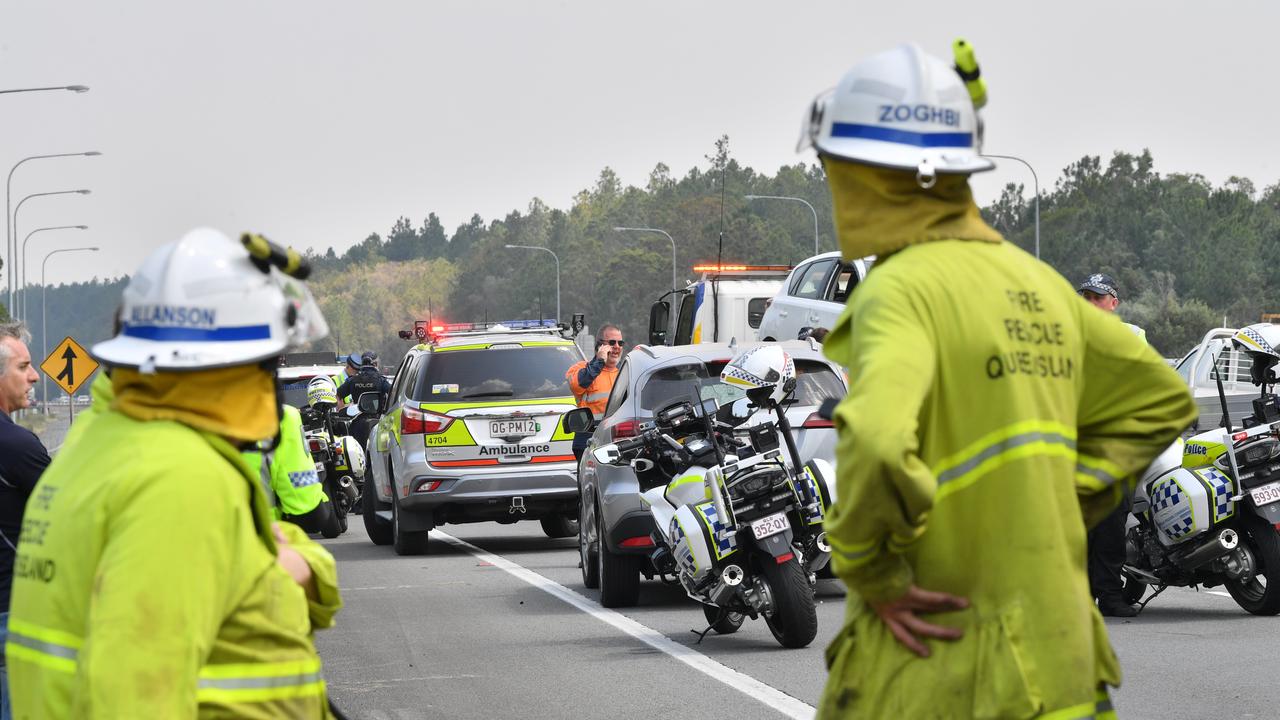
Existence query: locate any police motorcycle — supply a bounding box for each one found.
[300,376,367,537]
[582,346,833,648]
[1123,323,1280,615]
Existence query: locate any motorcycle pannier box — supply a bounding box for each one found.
[1148,467,1236,545]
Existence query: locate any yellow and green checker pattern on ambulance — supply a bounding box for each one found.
[364,322,587,552]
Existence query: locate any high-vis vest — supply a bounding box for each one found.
[7,409,342,718]
[243,404,326,519]
[566,359,618,418]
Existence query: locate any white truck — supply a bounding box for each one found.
[1172,327,1259,433]
[646,265,791,347]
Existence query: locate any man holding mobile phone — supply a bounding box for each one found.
[566,324,625,460]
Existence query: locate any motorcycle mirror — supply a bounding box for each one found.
[631,458,656,473]
[593,444,622,465]
[356,392,380,414]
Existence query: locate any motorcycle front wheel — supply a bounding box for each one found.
[1225,516,1280,616]
[760,556,818,648]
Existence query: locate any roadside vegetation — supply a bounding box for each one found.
[14,141,1280,377]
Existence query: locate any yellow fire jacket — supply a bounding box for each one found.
[817,161,1197,719]
[7,409,342,718]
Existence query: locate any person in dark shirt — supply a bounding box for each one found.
[336,352,390,448]
[0,322,50,718]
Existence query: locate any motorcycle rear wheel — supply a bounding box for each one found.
[701,604,745,635]
[1225,517,1280,616]
[760,557,818,648]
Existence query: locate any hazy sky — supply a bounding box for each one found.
[3,1,1277,287]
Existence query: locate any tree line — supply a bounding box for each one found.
[10,140,1280,390]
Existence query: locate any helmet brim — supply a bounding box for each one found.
[816,137,995,174]
[93,334,287,371]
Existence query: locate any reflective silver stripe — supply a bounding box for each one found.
[258,454,277,506]
[582,392,610,403]
[197,670,323,691]
[1076,463,1118,487]
[936,432,1076,487]
[8,630,79,660]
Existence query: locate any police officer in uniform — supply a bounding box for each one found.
[336,352,391,448]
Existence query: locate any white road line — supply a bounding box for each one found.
[432,530,816,720]
[1206,590,1232,598]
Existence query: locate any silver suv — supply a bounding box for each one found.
[364,322,585,555]
[576,340,846,606]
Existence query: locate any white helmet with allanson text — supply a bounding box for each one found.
[798,41,993,179]
[1231,323,1280,385]
[93,229,328,371]
[720,345,797,407]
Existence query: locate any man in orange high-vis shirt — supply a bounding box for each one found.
[566,324,624,460]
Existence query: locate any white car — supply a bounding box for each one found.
[757,251,874,341]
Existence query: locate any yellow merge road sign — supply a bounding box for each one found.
[42,336,99,396]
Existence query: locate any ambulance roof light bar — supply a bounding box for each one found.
[413,318,564,341]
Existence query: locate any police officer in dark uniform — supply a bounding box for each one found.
[336,352,391,448]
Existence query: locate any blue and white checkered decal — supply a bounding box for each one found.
[1196,467,1236,524]
[670,517,697,575]
[1152,476,1195,540]
[1238,326,1278,356]
[696,502,739,560]
[288,469,320,488]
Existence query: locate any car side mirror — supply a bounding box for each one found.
[562,407,595,434]
[593,444,623,466]
[648,300,670,346]
[357,392,380,414]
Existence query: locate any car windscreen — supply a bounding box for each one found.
[410,345,579,402]
[638,359,845,412]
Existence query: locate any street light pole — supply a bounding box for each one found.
[982,153,1040,260]
[42,246,98,413]
[745,194,821,256]
[22,225,88,322]
[504,244,560,321]
[613,226,677,293]
[13,190,91,320]
[6,151,101,313]
[0,85,89,96]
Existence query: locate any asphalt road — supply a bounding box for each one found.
[316,519,1280,720]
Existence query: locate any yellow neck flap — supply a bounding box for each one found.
[822,157,1003,261]
[111,364,279,444]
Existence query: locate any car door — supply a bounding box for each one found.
[372,353,418,501]
[775,259,839,339]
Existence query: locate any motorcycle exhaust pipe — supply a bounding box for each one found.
[1180,528,1239,571]
[338,475,359,503]
[708,564,744,606]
